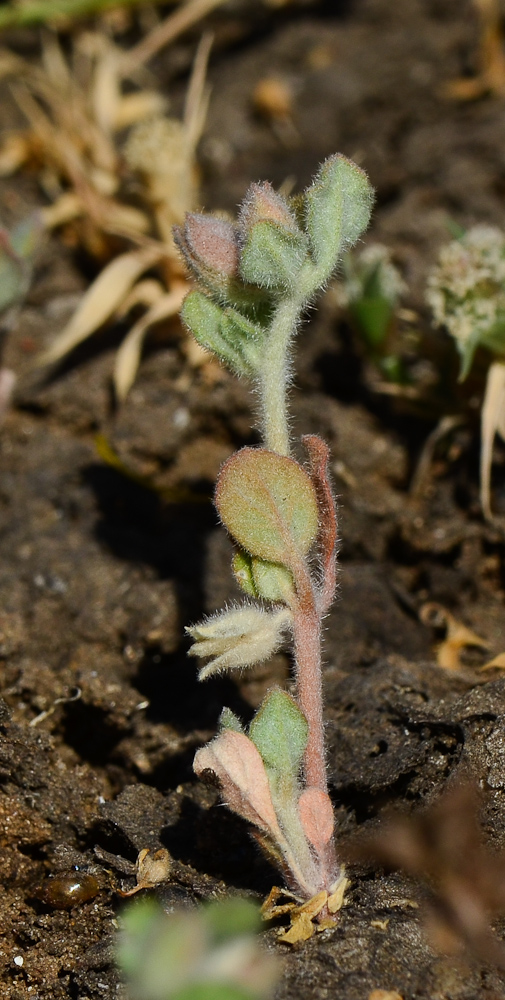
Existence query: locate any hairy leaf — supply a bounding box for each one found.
[240,221,308,291]
[186,604,291,679]
[251,558,295,604]
[194,730,283,837]
[232,550,258,597]
[249,688,308,780]
[215,447,319,568]
[219,707,245,734]
[182,291,251,375]
[305,154,374,280]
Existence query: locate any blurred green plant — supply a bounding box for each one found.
[336,242,406,382]
[118,897,280,1000]
[0,0,152,28]
[0,213,42,313]
[427,224,505,518]
[0,212,44,423]
[0,0,226,29]
[175,155,374,941]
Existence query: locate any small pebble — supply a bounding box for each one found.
[39,871,100,909]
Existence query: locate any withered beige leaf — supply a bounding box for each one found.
[480,652,505,671]
[480,360,505,520]
[116,278,166,319]
[420,602,490,671]
[38,245,164,366]
[113,283,186,401]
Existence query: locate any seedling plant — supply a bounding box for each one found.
[175,155,373,942]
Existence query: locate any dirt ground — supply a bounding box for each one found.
[4,0,505,997]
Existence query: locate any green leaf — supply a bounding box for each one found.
[252,558,295,604]
[202,898,261,941]
[232,550,258,597]
[181,292,251,375]
[118,901,207,1000]
[249,688,308,779]
[233,550,295,604]
[240,221,308,291]
[457,330,481,381]
[219,707,245,734]
[304,154,374,280]
[350,297,394,349]
[220,306,265,371]
[215,448,319,569]
[10,213,43,260]
[480,317,505,359]
[182,293,268,377]
[174,986,255,1000]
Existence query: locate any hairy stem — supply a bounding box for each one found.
[293,589,340,891]
[259,292,306,455]
[292,599,327,794]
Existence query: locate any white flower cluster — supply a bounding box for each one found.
[426,226,505,355]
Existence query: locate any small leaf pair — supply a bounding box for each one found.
[195,689,335,899]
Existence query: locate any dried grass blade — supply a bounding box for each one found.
[10,81,56,148]
[40,192,83,229]
[41,31,71,89]
[0,368,16,426]
[116,278,165,319]
[0,49,27,78]
[38,246,164,366]
[121,0,228,72]
[113,283,186,400]
[480,360,505,519]
[91,39,122,135]
[183,31,213,153]
[113,91,166,131]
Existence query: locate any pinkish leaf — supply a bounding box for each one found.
[194,729,283,838]
[298,787,334,851]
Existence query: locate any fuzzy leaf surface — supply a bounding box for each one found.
[215,448,318,568]
[181,291,250,375]
[220,306,264,370]
[193,730,283,838]
[251,558,295,604]
[240,220,308,291]
[232,551,258,597]
[219,707,245,734]
[305,154,374,279]
[249,688,308,780]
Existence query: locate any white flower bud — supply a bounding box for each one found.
[186,604,292,680]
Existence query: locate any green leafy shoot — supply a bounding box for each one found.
[176,154,374,937]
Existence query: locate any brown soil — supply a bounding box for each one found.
[3,1,505,997]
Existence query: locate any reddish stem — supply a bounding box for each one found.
[292,596,327,794]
